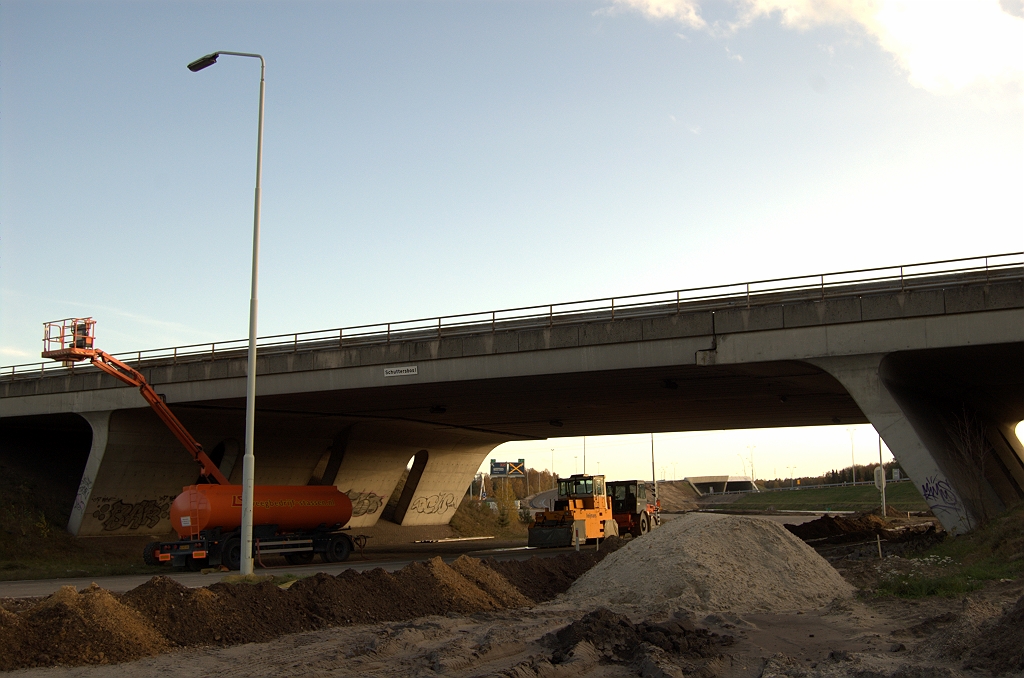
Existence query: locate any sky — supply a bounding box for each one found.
[2,0,1022,480]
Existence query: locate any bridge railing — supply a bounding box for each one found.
[3,251,1021,381]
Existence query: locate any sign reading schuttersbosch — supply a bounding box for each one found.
[490,459,525,477]
[384,365,418,377]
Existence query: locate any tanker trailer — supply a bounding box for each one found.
[144,484,355,571]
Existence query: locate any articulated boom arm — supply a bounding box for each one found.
[90,350,230,485]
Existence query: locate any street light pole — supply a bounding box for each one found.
[188,51,265,576]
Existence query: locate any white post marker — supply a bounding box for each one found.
[187,50,266,576]
[875,436,887,519]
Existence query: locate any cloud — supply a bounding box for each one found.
[614,0,708,29]
[612,0,1024,94]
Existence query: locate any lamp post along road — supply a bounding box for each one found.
[188,51,265,576]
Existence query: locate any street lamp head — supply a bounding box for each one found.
[187,53,220,72]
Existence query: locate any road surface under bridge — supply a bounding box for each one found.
[2,254,1022,536]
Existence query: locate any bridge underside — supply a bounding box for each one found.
[4,344,1022,538]
[183,359,869,439]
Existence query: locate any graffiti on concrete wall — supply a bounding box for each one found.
[345,490,383,517]
[920,475,969,529]
[72,476,93,516]
[410,492,457,515]
[90,496,175,531]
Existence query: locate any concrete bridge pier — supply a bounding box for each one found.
[813,343,1024,534]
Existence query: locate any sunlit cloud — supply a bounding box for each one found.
[613,0,708,29]
[612,0,1024,95]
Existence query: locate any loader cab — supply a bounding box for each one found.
[554,474,607,512]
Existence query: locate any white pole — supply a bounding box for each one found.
[849,427,856,484]
[241,55,265,576]
[187,51,265,575]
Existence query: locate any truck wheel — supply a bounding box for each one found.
[324,535,352,563]
[639,512,650,536]
[285,552,314,566]
[222,537,242,571]
[143,542,161,566]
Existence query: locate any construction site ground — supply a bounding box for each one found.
[2,509,1021,677]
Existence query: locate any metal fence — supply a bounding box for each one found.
[3,251,1021,382]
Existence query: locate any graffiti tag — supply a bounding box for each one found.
[72,476,93,515]
[410,492,457,515]
[90,496,174,531]
[919,475,970,527]
[346,490,383,517]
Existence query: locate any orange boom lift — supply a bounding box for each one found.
[42,318,354,569]
[43,318,228,484]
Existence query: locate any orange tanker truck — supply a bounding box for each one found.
[146,484,355,570]
[41,318,357,570]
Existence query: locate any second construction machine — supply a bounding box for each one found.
[528,474,619,548]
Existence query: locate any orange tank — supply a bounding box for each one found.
[170,485,353,539]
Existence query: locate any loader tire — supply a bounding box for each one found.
[639,512,650,536]
[142,542,161,566]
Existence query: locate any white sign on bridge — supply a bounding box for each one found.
[384,365,418,377]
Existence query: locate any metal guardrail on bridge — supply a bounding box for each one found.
[3,252,1022,382]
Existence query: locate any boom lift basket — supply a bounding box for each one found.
[42,318,96,365]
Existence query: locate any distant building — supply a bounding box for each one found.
[684,476,760,494]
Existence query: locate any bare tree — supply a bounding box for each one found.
[946,405,991,529]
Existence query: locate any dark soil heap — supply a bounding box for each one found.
[786,512,941,545]
[0,544,622,671]
[486,537,623,602]
[962,595,1024,675]
[547,607,733,665]
[0,584,167,671]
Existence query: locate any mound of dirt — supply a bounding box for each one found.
[450,555,533,608]
[1,548,624,670]
[786,513,944,551]
[0,584,167,670]
[655,480,700,512]
[484,537,624,603]
[122,576,224,646]
[786,513,889,541]
[563,514,853,614]
[547,607,731,664]
[391,557,501,615]
[962,595,1024,675]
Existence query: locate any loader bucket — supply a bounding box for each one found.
[528,524,574,548]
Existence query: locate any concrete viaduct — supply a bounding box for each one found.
[2,254,1022,537]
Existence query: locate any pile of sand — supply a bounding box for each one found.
[561,513,853,614]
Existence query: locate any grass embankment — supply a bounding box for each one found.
[1,426,167,581]
[875,504,1024,598]
[449,499,529,539]
[730,481,930,513]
